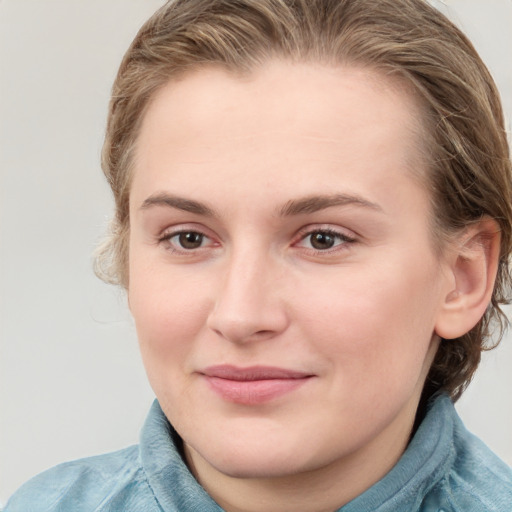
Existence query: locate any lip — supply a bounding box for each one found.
[200,365,314,405]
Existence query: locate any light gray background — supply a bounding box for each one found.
[1,0,511,505]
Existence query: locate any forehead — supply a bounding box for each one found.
[140,61,422,139]
[132,61,427,209]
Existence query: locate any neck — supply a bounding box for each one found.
[184,396,419,512]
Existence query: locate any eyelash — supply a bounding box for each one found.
[294,228,357,254]
[157,226,357,256]
[158,229,216,254]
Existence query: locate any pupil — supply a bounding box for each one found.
[179,232,203,249]
[311,232,335,250]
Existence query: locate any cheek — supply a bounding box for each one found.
[128,260,211,377]
[294,256,442,389]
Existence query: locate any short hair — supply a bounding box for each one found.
[96,0,512,401]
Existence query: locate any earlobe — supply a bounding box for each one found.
[435,219,501,340]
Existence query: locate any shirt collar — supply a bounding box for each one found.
[140,394,455,511]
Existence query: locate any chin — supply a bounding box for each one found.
[186,433,330,480]
[209,453,311,479]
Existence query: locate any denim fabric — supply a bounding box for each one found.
[5,395,512,511]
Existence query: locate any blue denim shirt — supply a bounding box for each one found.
[5,394,512,511]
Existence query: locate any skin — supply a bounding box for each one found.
[127,61,464,512]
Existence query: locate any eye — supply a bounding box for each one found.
[296,229,355,251]
[309,231,338,250]
[175,231,205,249]
[159,229,214,252]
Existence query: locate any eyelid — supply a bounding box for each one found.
[293,225,357,252]
[158,223,220,253]
[158,222,214,239]
[155,223,357,256]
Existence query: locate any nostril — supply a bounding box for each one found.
[207,308,287,344]
[253,330,274,338]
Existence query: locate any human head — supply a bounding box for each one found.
[96,0,512,401]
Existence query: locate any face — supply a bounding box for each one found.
[128,61,452,482]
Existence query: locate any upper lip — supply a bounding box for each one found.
[200,365,313,381]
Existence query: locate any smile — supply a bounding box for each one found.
[200,365,314,405]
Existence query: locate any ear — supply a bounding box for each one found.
[435,218,501,340]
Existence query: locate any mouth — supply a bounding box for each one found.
[199,365,314,405]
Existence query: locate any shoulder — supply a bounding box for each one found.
[426,408,512,512]
[448,425,512,511]
[4,446,160,512]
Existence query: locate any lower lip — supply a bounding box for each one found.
[204,376,311,405]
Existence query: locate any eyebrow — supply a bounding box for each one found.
[139,192,383,218]
[140,193,216,216]
[279,193,383,216]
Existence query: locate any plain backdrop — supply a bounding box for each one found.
[1,0,511,505]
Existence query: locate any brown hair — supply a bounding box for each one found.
[96,0,512,401]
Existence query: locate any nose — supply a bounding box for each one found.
[206,250,289,344]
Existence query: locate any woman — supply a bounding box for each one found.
[6,0,512,510]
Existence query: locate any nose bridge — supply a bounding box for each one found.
[207,243,287,343]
